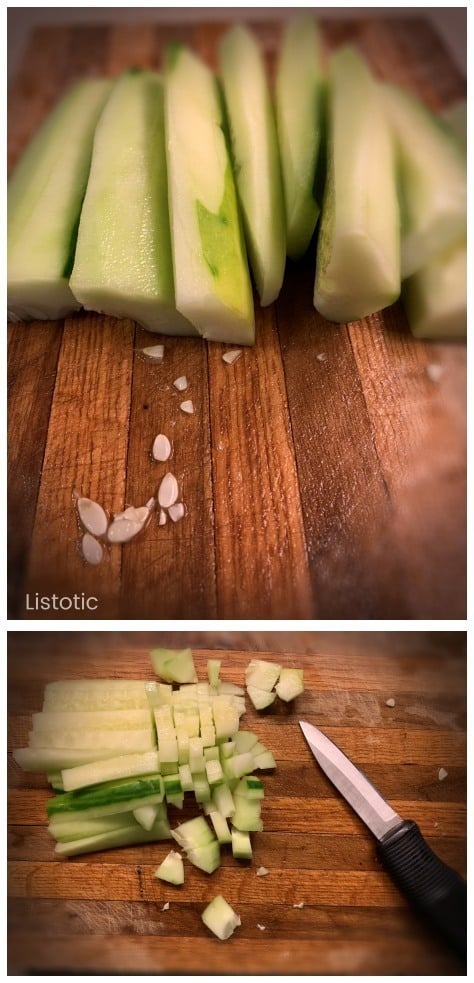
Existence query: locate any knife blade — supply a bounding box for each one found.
[299,720,466,960]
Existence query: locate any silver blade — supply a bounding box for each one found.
[299,720,402,841]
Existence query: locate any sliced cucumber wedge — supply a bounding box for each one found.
[402,238,466,339]
[70,69,194,336]
[219,24,286,306]
[275,15,324,258]
[382,82,466,278]
[202,895,241,940]
[275,668,304,702]
[8,79,111,323]
[151,647,198,684]
[164,43,254,344]
[314,46,400,322]
[155,849,185,884]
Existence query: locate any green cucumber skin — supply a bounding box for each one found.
[219,25,286,306]
[314,47,401,323]
[70,70,196,337]
[164,45,255,344]
[46,775,164,818]
[275,16,323,259]
[8,79,112,323]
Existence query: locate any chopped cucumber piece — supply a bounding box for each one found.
[275,15,323,258]
[178,763,194,792]
[47,775,165,820]
[164,43,254,344]
[314,46,400,322]
[204,745,220,763]
[8,79,111,322]
[232,795,263,832]
[223,752,254,781]
[218,741,235,761]
[218,682,245,697]
[245,659,282,692]
[212,783,235,819]
[402,238,466,339]
[212,696,239,740]
[133,804,161,831]
[275,668,304,702]
[202,895,241,940]
[235,776,265,800]
[187,840,221,874]
[145,682,172,708]
[150,648,198,684]
[171,815,215,851]
[209,810,232,844]
[189,737,205,774]
[61,750,161,792]
[43,679,150,711]
[205,758,224,787]
[231,827,253,860]
[163,773,182,799]
[219,24,286,306]
[70,70,194,336]
[253,750,276,770]
[193,772,212,804]
[382,82,466,278]
[207,660,221,688]
[155,849,184,885]
[232,731,259,755]
[29,727,156,752]
[246,686,276,711]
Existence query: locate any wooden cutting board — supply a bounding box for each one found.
[7,17,466,620]
[8,633,467,975]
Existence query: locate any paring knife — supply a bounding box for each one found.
[299,720,466,960]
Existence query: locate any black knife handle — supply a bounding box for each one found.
[377,819,466,960]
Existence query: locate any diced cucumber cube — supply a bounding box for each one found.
[218,741,235,761]
[207,660,221,688]
[209,811,232,844]
[212,697,239,740]
[223,752,254,781]
[275,668,304,702]
[150,648,198,684]
[193,772,211,804]
[155,849,184,885]
[402,239,466,339]
[201,895,241,940]
[246,686,277,711]
[233,731,259,754]
[245,659,281,692]
[231,827,253,860]
[205,758,224,787]
[218,682,245,697]
[133,804,161,831]
[171,816,215,851]
[146,683,173,708]
[235,776,265,800]
[232,796,263,832]
[212,784,235,819]
[163,774,182,801]
[178,764,194,792]
[189,737,205,774]
[204,745,220,762]
[253,750,276,770]
[187,840,221,874]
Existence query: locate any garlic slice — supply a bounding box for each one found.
[141,344,164,362]
[158,473,179,509]
[168,503,185,523]
[159,509,167,526]
[81,532,104,565]
[107,518,143,543]
[173,375,188,391]
[180,400,194,415]
[153,433,172,462]
[222,349,242,365]
[77,497,108,538]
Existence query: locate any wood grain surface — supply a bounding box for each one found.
[7,17,466,620]
[8,632,467,975]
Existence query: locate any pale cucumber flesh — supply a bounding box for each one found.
[70,69,195,336]
[8,79,112,322]
[164,45,254,344]
[314,47,400,322]
[219,25,286,306]
[402,240,466,339]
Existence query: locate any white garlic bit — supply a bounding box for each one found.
[180,400,194,415]
[158,472,179,509]
[385,698,396,708]
[77,497,108,538]
[161,902,170,911]
[107,518,143,544]
[256,866,269,877]
[141,344,164,362]
[222,349,242,365]
[153,433,172,462]
[168,502,185,523]
[438,767,448,781]
[316,352,327,362]
[81,532,104,566]
[257,924,266,931]
[425,362,444,383]
[173,375,188,391]
[159,509,167,526]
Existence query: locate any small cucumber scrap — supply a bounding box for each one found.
[219,24,286,306]
[275,15,324,259]
[150,648,198,684]
[70,69,194,336]
[164,43,254,345]
[382,82,466,279]
[201,895,241,940]
[155,849,184,885]
[314,46,400,322]
[8,79,111,322]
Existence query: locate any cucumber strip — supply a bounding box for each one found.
[314,46,400,322]
[49,811,141,842]
[402,239,466,339]
[47,775,165,820]
[219,24,286,306]
[382,82,466,278]
[13,746,125,773]
[275,15,324,258]
[201,895,241,940]
[55,818,171,857]
[43,679,150,711]
[29,727,156,752]
[32,709,153,732]
[8,79,111,322]
[70,70,194,336]
[61,750,161,792]
[207,659,221,688]
[164,43,254,345]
